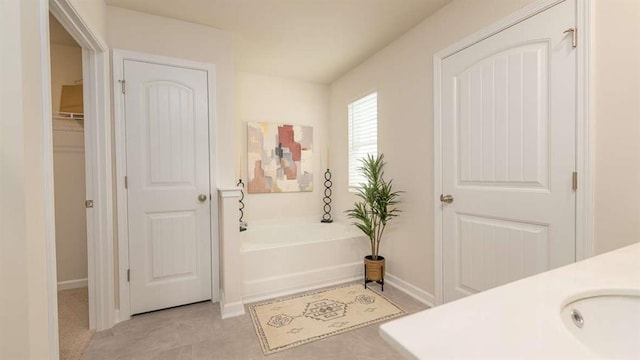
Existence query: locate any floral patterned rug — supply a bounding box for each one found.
[248,283,406,355]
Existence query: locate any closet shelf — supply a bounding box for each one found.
[53,112,84,121]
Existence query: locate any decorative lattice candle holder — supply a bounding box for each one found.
[321,169,333,223]
[237,179,247,231]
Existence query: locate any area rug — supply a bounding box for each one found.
[248,283,406,355]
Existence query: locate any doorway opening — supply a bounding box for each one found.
[45,1,114,357]
[49,13,93,359]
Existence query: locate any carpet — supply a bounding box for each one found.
[58,287,94,360]
[248,283,406,355]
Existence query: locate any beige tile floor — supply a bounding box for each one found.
[83,283,428,360]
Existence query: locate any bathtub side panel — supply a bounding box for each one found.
[242,236,368,301]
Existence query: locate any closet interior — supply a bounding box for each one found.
[49,13,93,360]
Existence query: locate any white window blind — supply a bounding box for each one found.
[348,92,377,191]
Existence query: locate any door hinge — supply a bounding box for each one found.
[85,200,94,208]
[564,27,577,48]
[124,175,128,189]
[119,79,126,94]
[127,269,130,282]
[572,171,578,191]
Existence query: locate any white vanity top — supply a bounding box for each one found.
[380,242,640,359]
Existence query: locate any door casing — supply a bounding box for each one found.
[433,0,593,306]
[113,49,220,322]
[48,0,115,334]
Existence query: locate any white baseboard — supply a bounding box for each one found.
[385,273,435,307]
[220,300,245,319]
[57,278,88,291]
[243,261,363,304]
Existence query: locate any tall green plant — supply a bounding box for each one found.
[346,154,402,260]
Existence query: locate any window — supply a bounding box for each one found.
[348,92,377,191]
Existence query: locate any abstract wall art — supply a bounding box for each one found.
[247,122,313,193]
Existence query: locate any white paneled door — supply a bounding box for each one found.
[441,0,576,302]
[124,60,212,314]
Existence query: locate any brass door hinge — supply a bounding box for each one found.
[127,269,130,282]
[118,79,126,94]
[124,176,128,189]
[564,27,577,48]
[572,171,578,191]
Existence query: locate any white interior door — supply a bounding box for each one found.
[441,0,576,303]
[124,59,212,314]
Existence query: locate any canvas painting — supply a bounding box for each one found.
[247,122,313,193]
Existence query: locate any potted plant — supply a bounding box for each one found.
[346,154,402,290]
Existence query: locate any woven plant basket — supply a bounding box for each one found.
[364,255,385,281]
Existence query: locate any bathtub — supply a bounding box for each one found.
[240,218,367,302]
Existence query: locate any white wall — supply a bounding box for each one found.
[69,0,107,41]
[330,0,640,298]
[329,0,535,298]
[1,3,30,357]
[50,44,83,113]
[1,1,58,358]
[593,0,640,255]
[235,72,329,221]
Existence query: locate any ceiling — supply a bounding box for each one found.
[49,14,80,47]
[104,0,451,83]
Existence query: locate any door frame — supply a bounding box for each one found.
[433,0,593,305]
[113,49,220,321]
[46,0,115,336]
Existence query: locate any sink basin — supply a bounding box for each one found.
[561,291,640,359]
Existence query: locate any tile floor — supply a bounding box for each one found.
[83,283,428,360]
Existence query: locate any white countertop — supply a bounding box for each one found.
[380,243,640,359]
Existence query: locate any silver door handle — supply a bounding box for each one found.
[198,194,208,202]
[440,194,454,204]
